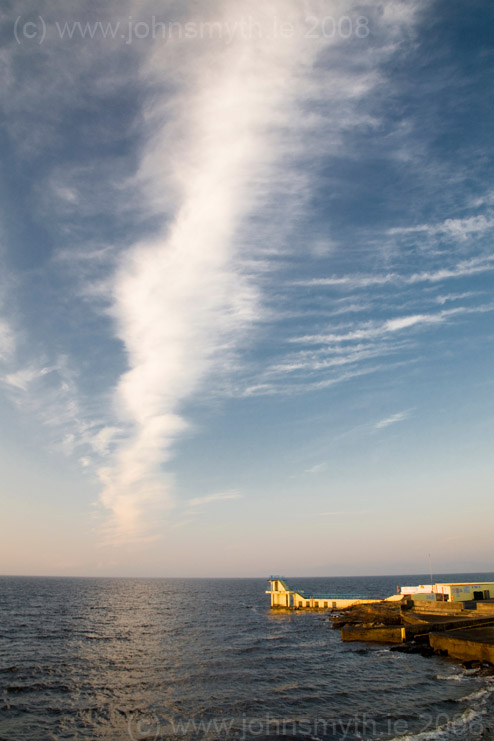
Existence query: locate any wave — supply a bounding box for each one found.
[436,674,466,681]
[459,687,492,703]
[388,679,494,741]
[388,707,485,740]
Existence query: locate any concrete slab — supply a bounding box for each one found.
[341,626,405,643]
[412,601,467,613]
[475,603,494,614]
[340,615,494,644]
[430,627,494,663]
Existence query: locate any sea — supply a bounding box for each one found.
[1,573,494,741]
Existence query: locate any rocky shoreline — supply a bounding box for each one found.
[329,599,494,671]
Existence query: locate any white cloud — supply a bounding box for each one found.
[90,426,121,456]
[97,5,296,537]
[292,256,494,289]
[375,411,409,429]
[266,341,401,376]
[242,362,393,397]
[291,304,493,345]
[383,314,439,332]
[0,0,429,543]
[293,274,396,288]
[2,365,54,391]
[240,296,494,398]
[1,357,105,464]
[389,214,494,241]
[435,292,479,305]
[97,0,419,541]
[408,257,494,284]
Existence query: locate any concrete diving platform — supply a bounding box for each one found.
[266,576,393,610]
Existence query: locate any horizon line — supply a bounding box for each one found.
[1,570,494,580]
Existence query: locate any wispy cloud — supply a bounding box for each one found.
[237,295,494,399]
[95,0,423,541]
[374,411,410,430]
[292,256,494,289]
[291,304,494,345]
[0,0,439,545]
[0,356,116,465]
[241,361,400,398]
[95,2,321,541]
[435,292,479,305]
[388,214,494,241]
[2,365,55,392]
[408,259,494,285]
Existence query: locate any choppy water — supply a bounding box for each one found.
[1,574,494,740]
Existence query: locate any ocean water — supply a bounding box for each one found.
[1,574,494,741]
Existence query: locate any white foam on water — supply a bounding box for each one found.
[388,676,494,741]
[459,686,491,702]
[459,676,494,706]
[436,673,465,681]
[388,706,485,741]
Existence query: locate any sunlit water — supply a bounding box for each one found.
[1,574,494,740]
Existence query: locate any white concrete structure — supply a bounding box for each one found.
[399,582,494,602]
[399,584,433,595]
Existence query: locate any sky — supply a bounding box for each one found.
[0,0,493,578]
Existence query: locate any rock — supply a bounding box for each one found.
[390,642,434,657]
[329,600,404,630]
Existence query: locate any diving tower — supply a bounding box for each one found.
[266,576,395,610]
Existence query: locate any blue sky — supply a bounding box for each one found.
[0,0,493,577]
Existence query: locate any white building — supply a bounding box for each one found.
[399,582,494,602]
